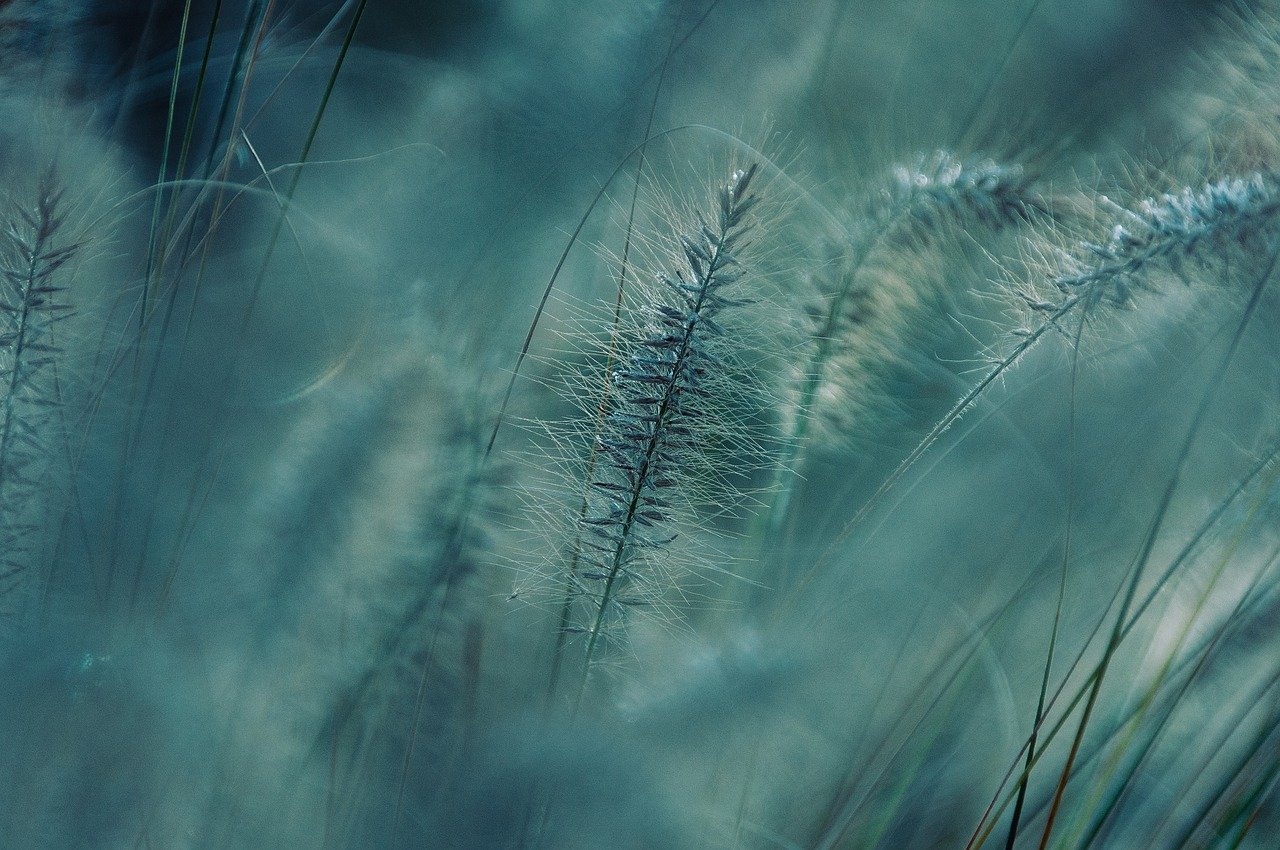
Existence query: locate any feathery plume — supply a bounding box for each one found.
[0,172,76,609]
[766,151,1045,542]
[803,171,1280,597]
[546,164,767,694]
[877,150,1045,232]
[1029,173,1280,315]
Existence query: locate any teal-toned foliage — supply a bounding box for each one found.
[7,1,1280,848]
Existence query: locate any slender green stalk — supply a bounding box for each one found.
[141,0,195,324]
[1036,239,1280,850]
[1167,693,1280,848]
[1070,541,1280,848]
[965,427,1280,849]
[1005,313,1085,850]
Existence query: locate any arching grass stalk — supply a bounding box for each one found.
[1146,658,1280,843]
[812,610,1014,849]
[1062,449,1280,845]
[1167,691,1280,847]
[976,498,1280,845]
[1223,759,1280,847]
[1005,312,1085,850]
[126,0,227,614]
[141,0,196,320]
[803,344,1280,848]
[139,0,223,388]
[129,0,369,614]
[764,152,1043,548]
[1035,237,1280,850]
[964,429,1280,850]
[1069,541,1280,848]
[807,547,1053,848]
[567,164,761,706]
[799,337,1169,847]
[102,0,280,607]
[787,172,1280,607]
[988,546,1280,849]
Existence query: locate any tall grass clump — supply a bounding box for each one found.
[15,1,1280,848]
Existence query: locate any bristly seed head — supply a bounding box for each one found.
[1051,172,1280,312]
[0,171,77,605]
[880,150,1045,230]
[564,163,764,664]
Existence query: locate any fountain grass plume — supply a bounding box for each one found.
[797,169,1280,593]
[764,150,1047,546]
[215,330,509,847]
[877,150,1046,234]
[0,171,77,611]
[530,164,775,703]
[1022,172,1280,316]
[328,357,505,846]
